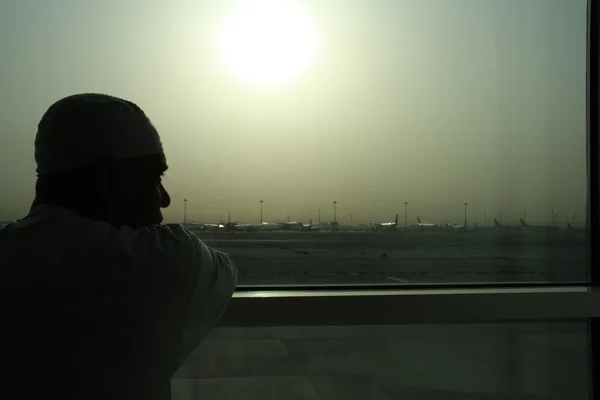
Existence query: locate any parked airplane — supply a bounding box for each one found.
[445,222,468,231]
[221,221,283,231]
[220,222,258,231]
[493,219,523,231]
[519,219,560,232]
[180,222,223,231]
[277,219,316,231]
[416,217,440,229]
[372,214,399,231]
[295,219,311,231]
[205,222,225,231]
[567,222,586,233]
[294,218,322,231]
[278,221,298,230]
[260,222,287,231]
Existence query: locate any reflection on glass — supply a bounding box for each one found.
[0,0,588,285]
[173,323,589,399]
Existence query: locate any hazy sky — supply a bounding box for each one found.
[0,0,588,225]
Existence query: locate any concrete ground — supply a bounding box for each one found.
[198,230,587,285]
[172,323,589,400]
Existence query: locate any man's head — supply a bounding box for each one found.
[33,93,171,227]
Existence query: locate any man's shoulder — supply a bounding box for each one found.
[110,222,204,257]
[0,205,204,268]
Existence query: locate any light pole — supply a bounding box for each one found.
[404,202,408,227]
[228,212,231,223]
[333,201,338,223]
[463,202,468,226]
[350,213,354,222]
[259,200,264,224]
[183,198,188,224]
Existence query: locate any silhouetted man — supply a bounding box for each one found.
[0,94,237,399]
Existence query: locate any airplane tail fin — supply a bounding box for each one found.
[309,217,312,228]
[417,216,421,224]
[520,218,529,227]
[567,222,573,230]
[474,222,479,228]
[394,214,399,225]
[494,219,502,227]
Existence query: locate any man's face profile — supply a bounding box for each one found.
[104,153,171,227]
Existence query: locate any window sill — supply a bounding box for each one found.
[218,285,600,326]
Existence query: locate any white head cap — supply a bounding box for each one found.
[35,93,164,175]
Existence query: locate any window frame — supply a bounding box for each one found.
[219,285,600,327]
[586,0,599,399]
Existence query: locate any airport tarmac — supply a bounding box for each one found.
[192,230,587,285]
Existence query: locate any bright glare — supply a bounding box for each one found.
[218,0,318,86]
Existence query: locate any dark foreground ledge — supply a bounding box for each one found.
[218,284,600,326]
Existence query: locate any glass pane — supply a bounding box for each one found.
[0,0,588,284]
[173,322,589,399]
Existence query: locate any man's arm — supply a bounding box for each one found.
[117,223,237,390]
[179,232,237,358]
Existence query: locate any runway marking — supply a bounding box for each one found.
[386,277,411,283]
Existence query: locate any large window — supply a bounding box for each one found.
[1,0,597,398]
[0,0,589,286]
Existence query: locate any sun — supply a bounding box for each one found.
[218,0,318,86]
